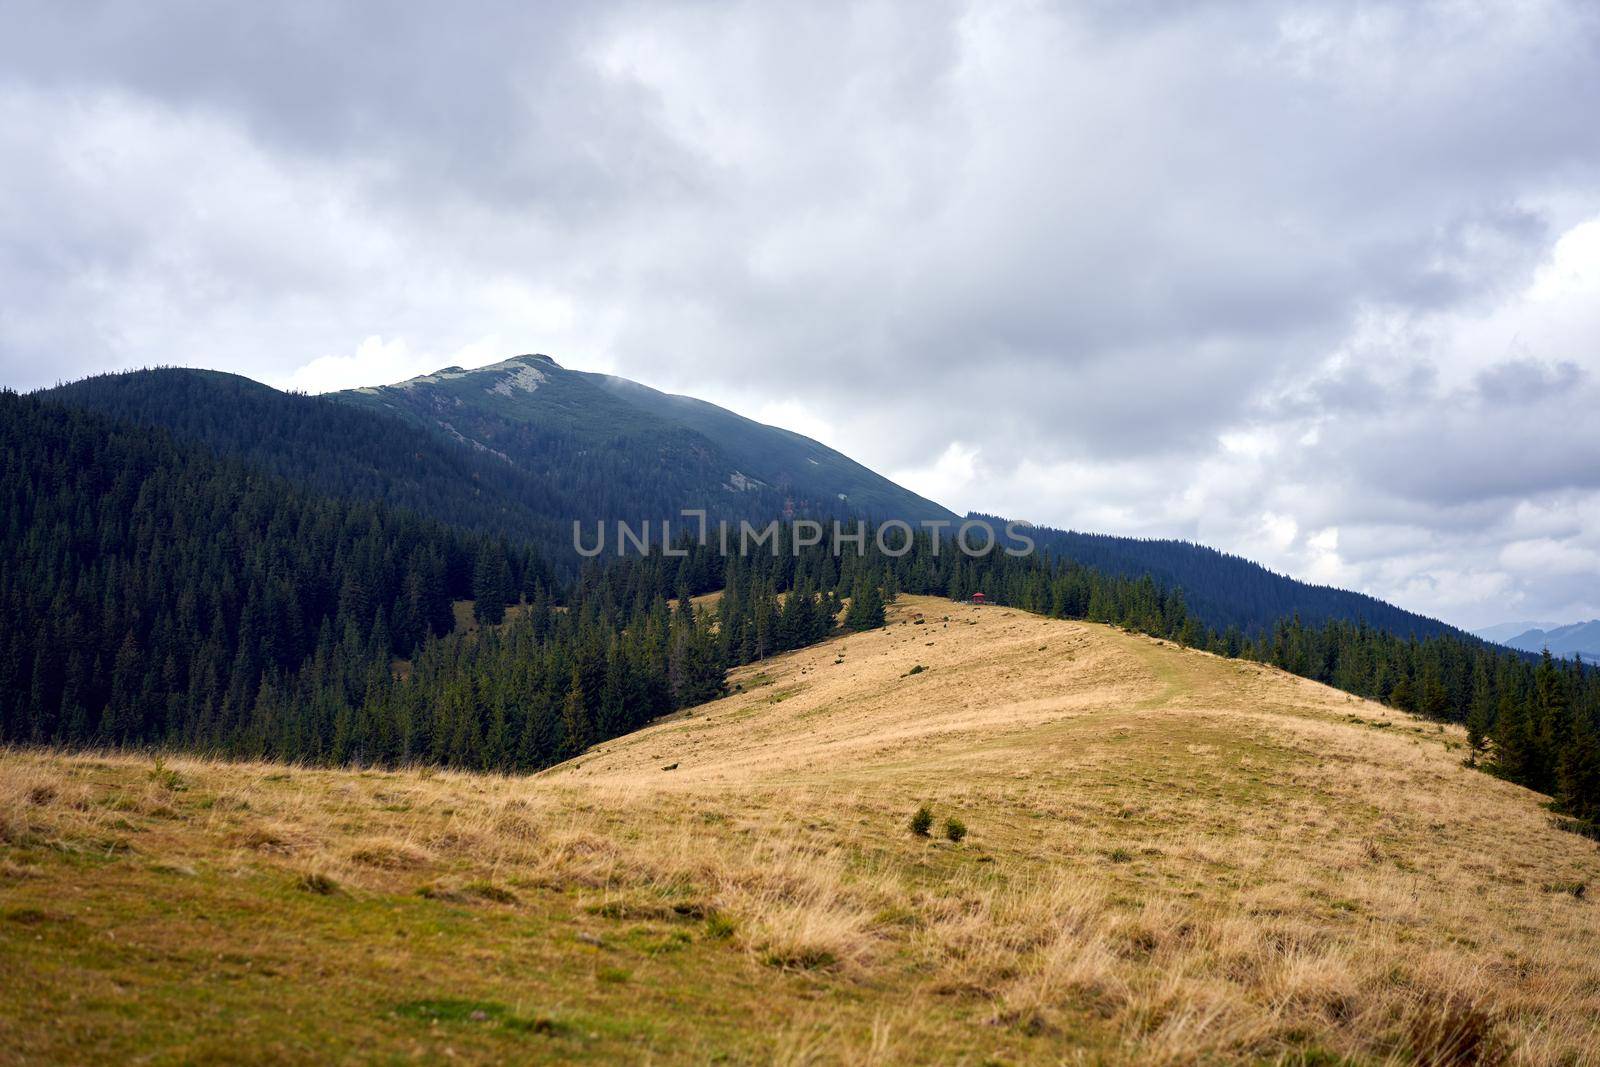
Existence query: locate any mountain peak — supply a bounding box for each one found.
[1491,618,1600,661]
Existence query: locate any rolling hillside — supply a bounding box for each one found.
[3,596,1596,1064]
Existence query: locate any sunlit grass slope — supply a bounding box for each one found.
[3,596,1598,1064]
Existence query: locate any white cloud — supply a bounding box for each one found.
[891,442,980,513]
[3,2,1600,630]
[276,336,494,395]
[1529,217,1600,301]
[1500,538,1600,575]
[748,399,840,449]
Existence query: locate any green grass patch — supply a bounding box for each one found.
[391,997,569,1036]
[624,926,693,955]
[704,912,737,940]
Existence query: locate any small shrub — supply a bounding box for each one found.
[944,817,967,843]
[991,1006,1059,1037]
[296,871,339,896]
[906,664,926,676]
[148,757,185,792]
[1405,991,1503,1067]
[1107,848,1133,863]
[704,912,737,940]
[909,805,933,836]
[596,966,631,985]
[1541,880,1587,898]
[503,1015,566,1036]
[762,946,838,971]
[417,883,467,903]
[350,840,429,870]
[588,898,703,922]
[229,824,294,854]
[465,881,518,904]
[5,907,58,925]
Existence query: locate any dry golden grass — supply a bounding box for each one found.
[2,595,1599,1064]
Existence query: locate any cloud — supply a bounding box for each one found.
[1,1,1599,628]
[1501,538,1600,576]
[892,441,980,509]
[275,335,518,395]
[1474,359,1583,404]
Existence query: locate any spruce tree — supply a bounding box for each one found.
[559,666,591,758]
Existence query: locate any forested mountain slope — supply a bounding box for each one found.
[40,368,579,551]
[583,368,955,522]
[39,361,1486,645]
[0,391,862,767]
[336,354,956,526]
[996,518,1462,639]
[0,390,542,750]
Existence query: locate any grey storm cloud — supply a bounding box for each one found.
[1475,358,1585,404]
[2,0,1600,628]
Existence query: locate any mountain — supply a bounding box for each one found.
[38,367,581,552]
[326,352,1484,642]
[1474,620,1558,644]
[983,519,1464,640]
[1496,620,1600,661]
[40,360,955,563]
[335,354,957,527]
[40,359,1479,641]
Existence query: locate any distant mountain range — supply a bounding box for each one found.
[38,356,1469,640]
[1475,620,1600,661]
[992,522,1464,640]
[1472,621,1557,644]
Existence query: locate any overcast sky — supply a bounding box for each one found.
[3,1,1598,630]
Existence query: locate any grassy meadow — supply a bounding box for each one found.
[3,596,1598,1064]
